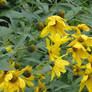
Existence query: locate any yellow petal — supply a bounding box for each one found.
[79,75,88,92]
[6,45,13,53]
[77,24,90,31]
[5,73,13,81]
[51,71,55,81]
[19,78,25,89]
[86,38,92,47]
[25,80,34,87]
[86,77,92,92]
[40,27,49,38]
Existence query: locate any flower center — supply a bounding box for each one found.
[53,21,58,29]
[23,70,31,77]
[73,47,77,52]
[78,36,84,42]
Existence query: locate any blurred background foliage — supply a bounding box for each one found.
[0,0,92,92]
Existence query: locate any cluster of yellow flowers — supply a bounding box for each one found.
[41,15,70,81]
[41,15,92,92]
[0,63,47,92]
[0,15,92,92]
[0,66,34,92]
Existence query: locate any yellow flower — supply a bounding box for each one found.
[34,80,47,92]
[77,24,90,31]
[67,42,90,66]
[70,24,90,35]
[46,38,61,61]
[22,66,34,87]
[67,34,92,65]
[0,70,25,92]
[79,75,92,92]
[68,33,92,48]
[40,15,69,38]
[50,56,69,81]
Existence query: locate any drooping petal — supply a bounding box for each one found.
[86,77,92,92]
[79,75,88,92]
[40,27,49,38]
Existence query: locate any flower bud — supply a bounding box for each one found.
[28,44,36,52]
[0,0,7,6]
[59,10,65,18]
[37,22,44,30]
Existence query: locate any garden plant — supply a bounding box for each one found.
[0,0,92,92]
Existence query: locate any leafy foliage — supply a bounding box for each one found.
[0,0,92,92]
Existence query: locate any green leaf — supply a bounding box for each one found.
[65,7,82,21]
[0,55,11,70]
[55,84,70,91]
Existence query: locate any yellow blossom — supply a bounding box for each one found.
[22,66,34,87]
[68,33,92,48]
[70,24,90,35]
[67,42,90,65]
[50,56,69,81]
[40,15,70,38]
[77,24,90,31]
[0,70,25,92]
